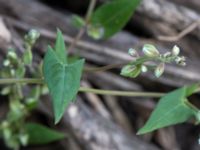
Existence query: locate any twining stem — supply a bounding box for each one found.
[0,78,164,98]
[84,63,127,72]
[185,100,199,113]
[79,87,164,97]
[0,78,44,84]
[85,0,97,22]
[68,0,97,52]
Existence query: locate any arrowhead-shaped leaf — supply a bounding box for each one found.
[91,0,141,38]
[26,123,65,145]
[43,30,84,124]
[137,84,199,135]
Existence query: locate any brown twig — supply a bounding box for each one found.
[157,20,200,42]
[81,81,111,119]
[5,16,130,61]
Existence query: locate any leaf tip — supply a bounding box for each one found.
[136,129,146,135]
[54,117,61,125]
[56,28,62,34]
[54,110,64,125]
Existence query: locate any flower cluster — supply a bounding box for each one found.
[121,44,186,78]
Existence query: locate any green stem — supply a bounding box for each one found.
[79,87,164,97]
[185,100,199,113]
[0,78,44,84]
[68,0,97,52]
[0,78,164,98]
[85,0,97,23]
[84,63,127,72]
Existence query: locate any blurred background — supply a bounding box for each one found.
[0,0,200,150]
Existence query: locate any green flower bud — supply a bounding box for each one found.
[172,45,180,56]
[87,25,104,40]
[2,121,11,140]
[8,51,17,60]
[1,86,11,95]
[28,29,40,40]
[128,48,138,57]
[142,44,159,57]
[154,63,165,78]
[26,98,38,110]
[120,64,141,78]
[25,29,40,45]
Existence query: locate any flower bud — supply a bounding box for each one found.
[154,63,165,78]
[175,56,186,66]
[141,65,148,73]
[25,29,40,45]
[120,64,141,78]
[142,44,159,57]
[179,62,186,66]
[3,59,10,67]
[172,45,180,56]
[19,133,29,146]
[87,25,104,40]
[28,29,40,40]
[10,69,15,76]
[8,51,17,60]
[1,87,11,95]
[175,57,181,63]
[163,52,171,58]
[128,48,138,57]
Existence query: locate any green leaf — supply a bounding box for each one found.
[43,31,85,124]
[25,123,65,145]
[71,15,85,29]
[137,85,198,135]
[55,29,67,63]
[185,83,199,96]
[91,0,140,38]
